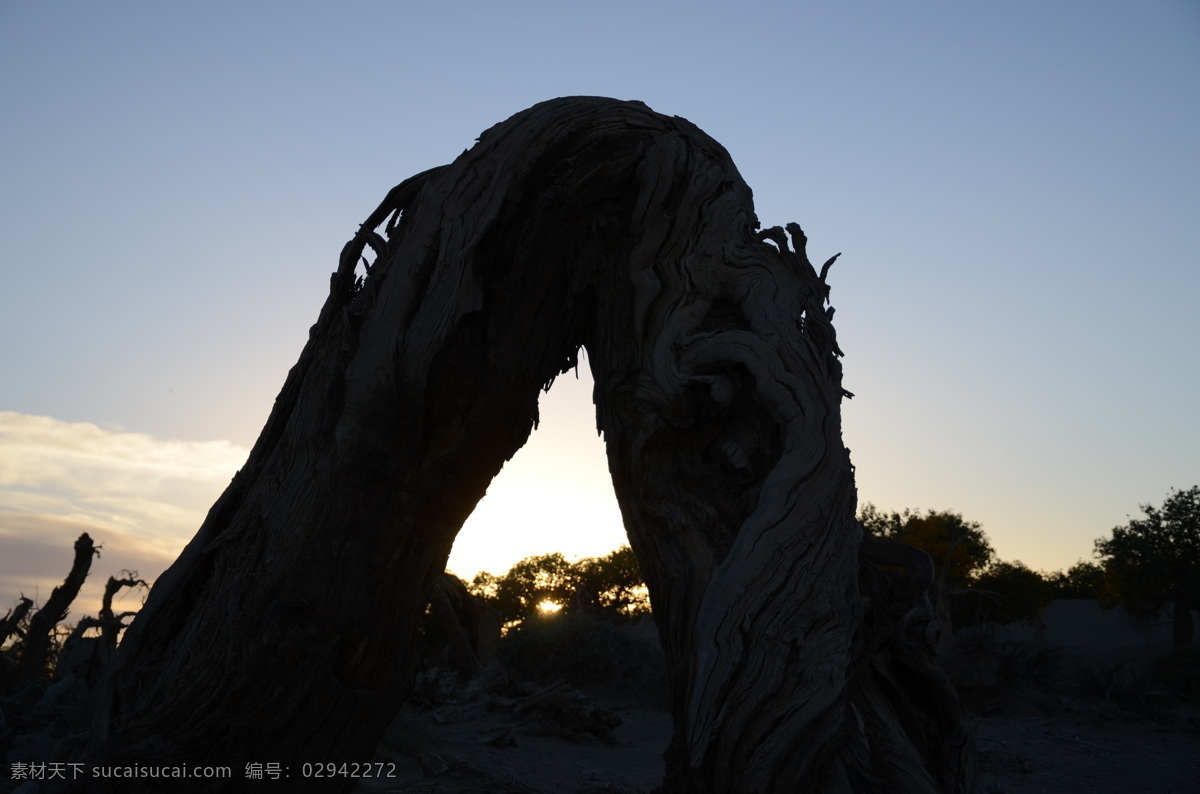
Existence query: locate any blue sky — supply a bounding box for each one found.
[1,1,1197,613]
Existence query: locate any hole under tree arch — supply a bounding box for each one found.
[448,350,626,585]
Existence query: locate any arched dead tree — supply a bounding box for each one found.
[76,97,974,792]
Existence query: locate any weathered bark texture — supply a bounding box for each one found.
[77,97,973,792]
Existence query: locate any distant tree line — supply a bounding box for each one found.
[466,545,651,626]
[858,484,1200,646]
[857,504,1057,630]
[457,485,1199,649]
[6,488,1197,710]
[1094,485,1199,646]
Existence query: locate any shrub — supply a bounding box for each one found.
[499,612,666,707]
[1150,645,1200,700]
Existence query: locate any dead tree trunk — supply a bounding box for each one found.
[1,596,34,648]
[78,97,973,792]
[18,533,96,688]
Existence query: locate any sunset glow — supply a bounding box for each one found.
[1,2,1197,612]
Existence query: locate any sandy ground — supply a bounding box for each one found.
[973,702,1200,794]
[357,693,670,793]
[354,688,1200,794]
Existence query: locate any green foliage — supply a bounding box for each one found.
[1047,560,1108,599]
[468,546,651,625]
[463,549,661,705]
[966,560,1054,627]
[470,552,577,624]
[1094,485,1200,645]
[860,504,1061,628]
[498,611,667,707]
[572,545,649,618]
[858,503,995,589]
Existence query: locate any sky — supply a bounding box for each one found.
[1,1,1197,617]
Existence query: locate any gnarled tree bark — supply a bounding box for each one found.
[76,97,973,792]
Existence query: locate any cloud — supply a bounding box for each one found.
[0,412,248,616]
[0,514,177,622]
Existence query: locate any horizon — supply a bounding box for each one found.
[1,374,1182,616]
[3,2,1198,615]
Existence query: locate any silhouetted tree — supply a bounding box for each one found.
[1048,560,1107,600]
[470,552,578,623]
[968,560,1054,627]
[1095,485,1200,647]
[572,545,650,619]
[17,533,96,688]
[0,596,34,694]
[469,545,650,624]
[0,596,34,650]
[70,98,973,793]
[55,573,148,693]
[859,504,995,590]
